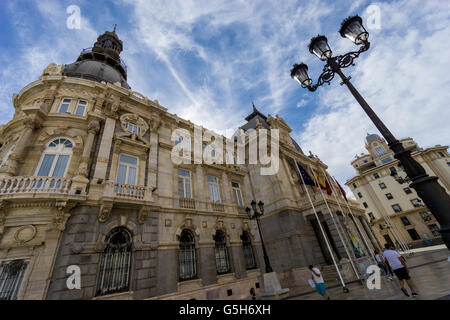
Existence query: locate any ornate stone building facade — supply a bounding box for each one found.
[346,134,449,249]
[0,30,374,300]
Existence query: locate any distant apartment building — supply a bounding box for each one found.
[346,133,450,249]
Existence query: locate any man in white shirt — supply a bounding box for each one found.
[309,265,330,300]
[382,243,418,297]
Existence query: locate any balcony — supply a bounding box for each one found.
[211,202,225,212]
[102,180,153,203]
[0,176,72,196]
[179,198,195,209]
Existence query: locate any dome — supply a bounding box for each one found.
[64,60,130,89]
[366,133,381,143]
[62,27,131,89]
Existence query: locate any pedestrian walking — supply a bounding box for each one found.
[382,243,419,297]
[309,265,330,300]
[249,288,256,300]
[374,248,393,280]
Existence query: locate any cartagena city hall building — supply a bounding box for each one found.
[0,29,378,300]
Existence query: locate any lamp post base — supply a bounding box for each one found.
[258,272,290,300]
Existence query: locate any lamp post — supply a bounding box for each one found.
[290,15,450,251]
[245,200,273,273]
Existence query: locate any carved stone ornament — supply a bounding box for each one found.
[98,202,114,223]
[138,205,151,224]
[14,225,37,244]
[117,113,150,146]
[41,63,64,77]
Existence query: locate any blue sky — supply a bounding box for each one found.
[1,0,449,195]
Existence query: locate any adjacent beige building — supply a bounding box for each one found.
[0,29,375,300]
[346,133,450,249]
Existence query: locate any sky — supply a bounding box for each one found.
[0,0,449,196]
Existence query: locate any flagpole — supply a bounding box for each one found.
[292,158,348,291]
[319,167,362,281]
[332,176,377,264]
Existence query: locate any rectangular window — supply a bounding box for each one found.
[385,193,393,200]
[357,192,363,198]
[363,202,368,208]
[208,176,220,203]
[420,211,432,222]
[125,122,140,135]
[368,212,375,220]
[373,173,380,179]
[428,224,440,237]
[411,199,422,207]
[380,157,393,164]
[75,100,87,116]
[389,167,397,175]
[58,98,71,113]
[352,183,357,188]
[392,204,402,212]
[407,228,421,241]
[231,182,243,206]
[400,216,411,226]
[379,183,386,189]
[0,260,29,300]
[375,146,386,157]
[178,169,192,198]
[403,187,412,194]
[437,152,445,158]
[116,154,138,185]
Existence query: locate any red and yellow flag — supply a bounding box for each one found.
[312,170,332,195]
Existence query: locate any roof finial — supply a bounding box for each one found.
[250,95,257,112]
[113,24,117,33]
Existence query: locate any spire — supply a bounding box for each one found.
[113,24,117,33]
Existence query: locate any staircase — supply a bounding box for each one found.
[320,265,341,286]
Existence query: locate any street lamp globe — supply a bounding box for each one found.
[339,15,369,45]
[245,207,252,219]
[309,35,332,61]
[250,200,257,212]
[258,201,264,214]
[290,63,312,88]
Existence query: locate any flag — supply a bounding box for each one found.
[335,178,348,202]
[312,169,326,190]
[325,179,332,196]
[296,162,315,186]
[313,169,332,196]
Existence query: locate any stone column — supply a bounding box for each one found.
[0,117,39,177]
[93,117,116,182]
[221,171,232,205]
[72,120,100,191]
[195,166,206,210]
[147,118,161,188]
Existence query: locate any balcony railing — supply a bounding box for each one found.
[0,176,72,195]
[179,198,195,209]
[80,47,128,72]
[212,202,225,212]
[114,183,146,200]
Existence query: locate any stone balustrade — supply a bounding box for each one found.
[0,176,72,195]
[179,197,195,209]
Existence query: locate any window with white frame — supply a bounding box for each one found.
[208,176,220,203]
[36,138,73,177]
[125,122,140,135]
[116,154,138,185]
[0,259,29,300]
[75,100,87,116]
[58,98,72,113]
[178,169,192,198]
[231,182,243,206]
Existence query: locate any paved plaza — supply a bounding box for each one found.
[287,246,450,300]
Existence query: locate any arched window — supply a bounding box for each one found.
[36,138,73,177]
[96,227,132,296]
[241,231,256,270]
[214,230,230,274]
[178,229,197,281]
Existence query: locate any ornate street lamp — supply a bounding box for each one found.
[291,15,450,251]
[246,200,273,273]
